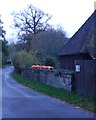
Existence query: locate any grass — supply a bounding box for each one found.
[12,71,95,113]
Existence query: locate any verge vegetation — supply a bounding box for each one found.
[12,71,95,113]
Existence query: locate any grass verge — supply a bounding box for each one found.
[12,71,95,113]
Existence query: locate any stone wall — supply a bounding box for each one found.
[21,68,75,91]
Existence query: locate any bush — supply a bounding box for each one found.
[2,53,8,66]
[12,50,39,73]
[44,56,57,68]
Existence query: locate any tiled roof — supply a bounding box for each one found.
[59,10,96,59]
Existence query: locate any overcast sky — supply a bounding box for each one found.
[0,0,95,42]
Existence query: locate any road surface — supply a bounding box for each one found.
[1,66,94,118]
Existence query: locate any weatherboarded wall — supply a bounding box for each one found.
[21,68,75,91]
[59,54,92,70]
[75,60,96,97]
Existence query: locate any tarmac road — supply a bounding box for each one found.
[1,66,94,118]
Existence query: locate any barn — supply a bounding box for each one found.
[59,10,96,70]
[59,10,96,96]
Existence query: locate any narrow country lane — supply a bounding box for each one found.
[2,66,94,118]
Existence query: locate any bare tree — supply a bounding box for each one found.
[12,5,52,35]
[12,5,52,51]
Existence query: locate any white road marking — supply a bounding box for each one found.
[4,75,14,89]
[3,71,32,97]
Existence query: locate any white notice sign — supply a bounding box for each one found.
[76,65,80,72]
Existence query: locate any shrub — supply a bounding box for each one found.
[2,53,8,66]
[44,56,57,68]
[12,50,39,73]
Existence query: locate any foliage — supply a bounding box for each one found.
[0,17,8,66]
[8,42,17,61]
[12,50,39,73]
[12,71,95,113]
[44,56,57,68]
[17,33,37,52]
[11,5,69,69]
[16,27,69,56]
[13,28,67,68]
[2,40,8,56]
[12,4,52,51]
[36,28,69,56]
[12,4,51,34]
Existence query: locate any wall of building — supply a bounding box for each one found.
[75,60,95,97]
[59,54,92,70]
[59,55,82,70]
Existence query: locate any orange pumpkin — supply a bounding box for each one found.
[32,65,54,70]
